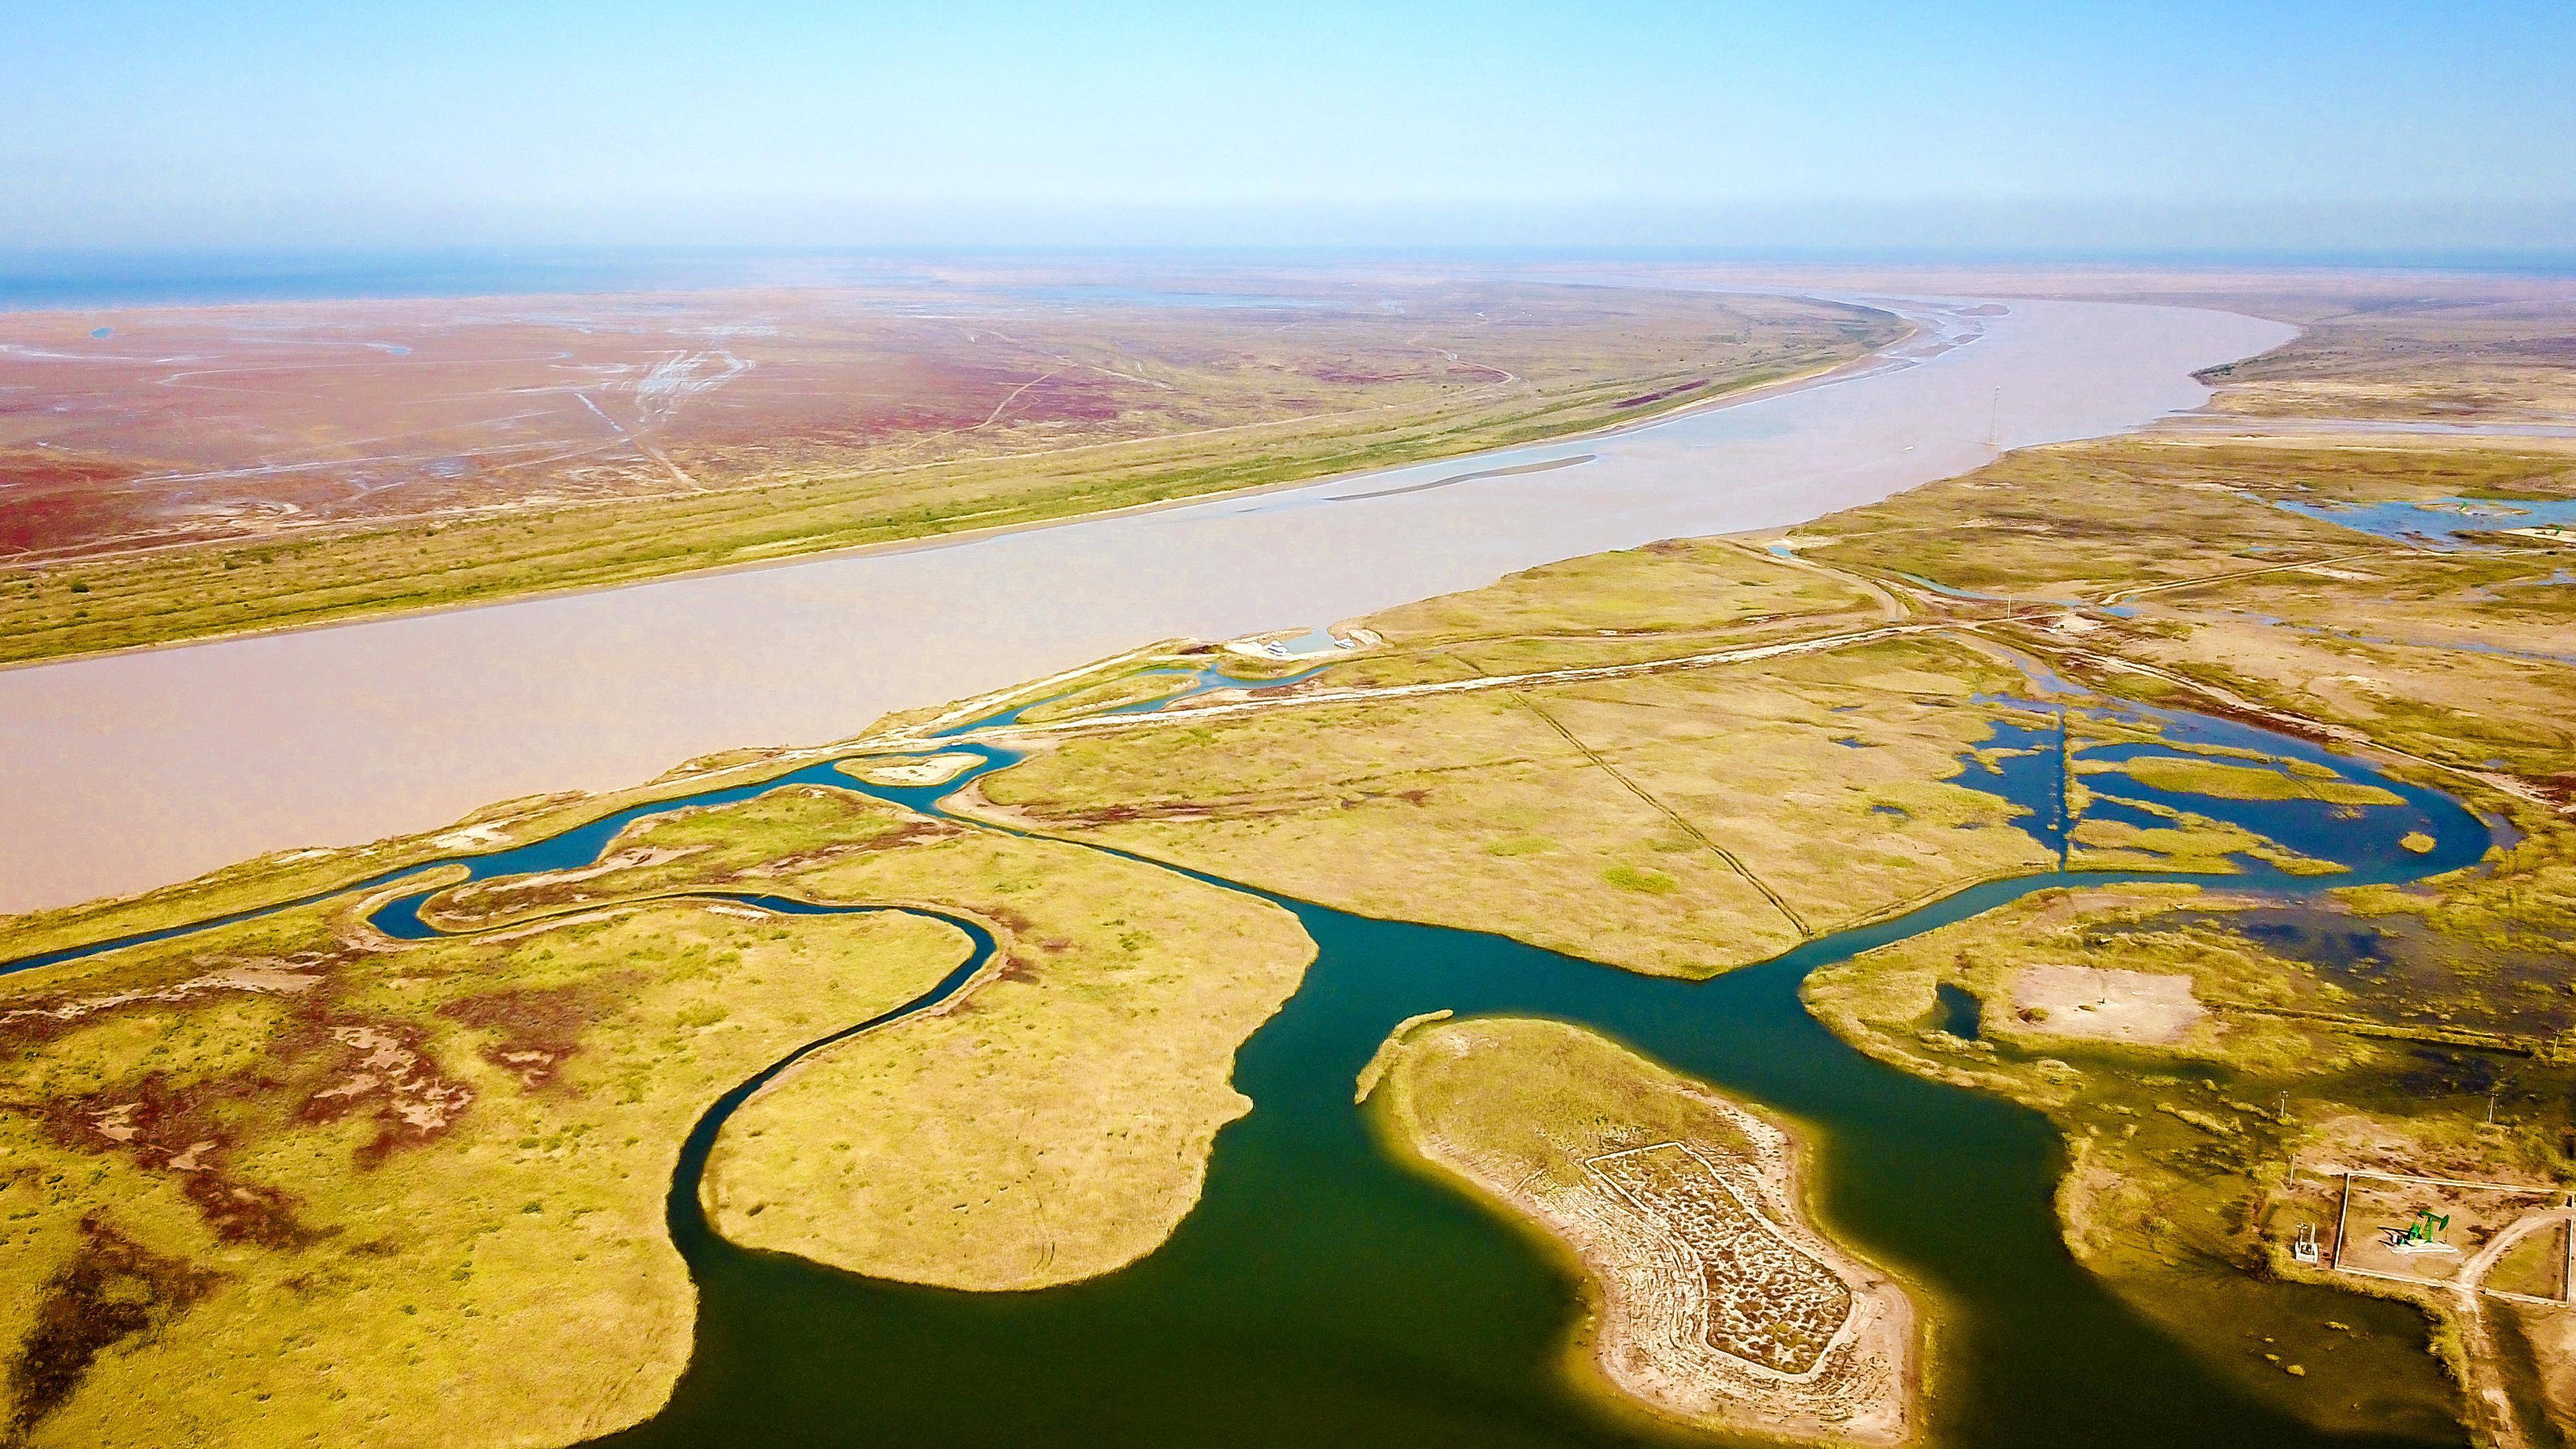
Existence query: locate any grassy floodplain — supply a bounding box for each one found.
[966,543,2057,976]
[0,782,1309,1445]
[1774,429,2576,1445]
[947,428,2573,1439]
[0,896,970,1446]
[3,291,2575,1446]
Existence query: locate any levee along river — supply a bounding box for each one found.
[0,295,2293,914]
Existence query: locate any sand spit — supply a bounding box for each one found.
[844,753,985,787]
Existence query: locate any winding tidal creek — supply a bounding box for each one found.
[5,676,2485,1447]
[601,702,2482,1449]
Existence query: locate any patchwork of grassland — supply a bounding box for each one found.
[937,420,2576,1442]
[1293,534,1904,687]
[1366,1014,1914,1444]
[0,283,1898,665]
[0,782,1311,1446]
[966,544,2056,977]
[422,785,1316,1291]
[0,892,966,1448]
[1790,433,2576,794]
[1780,429,2576,1446]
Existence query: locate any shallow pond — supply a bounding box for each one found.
[2276,494,2576,550]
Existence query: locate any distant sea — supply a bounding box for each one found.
[3,246,2570,313]
[0,250,905,312]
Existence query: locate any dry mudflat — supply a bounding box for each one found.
[3,273,1867,563]
[2008,964,2207,1046]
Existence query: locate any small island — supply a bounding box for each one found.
[1363,1013,1918,1444]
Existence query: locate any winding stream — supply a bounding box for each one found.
[6,674,2492,1446]
[606,693,2486,1448]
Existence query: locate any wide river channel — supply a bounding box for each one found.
[0,295,2291,914]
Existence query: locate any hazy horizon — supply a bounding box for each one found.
[12,2,2572,259]
[5,235,2574,315]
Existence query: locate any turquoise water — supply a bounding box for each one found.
[3,682,2489,1446]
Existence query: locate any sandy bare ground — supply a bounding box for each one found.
[2010,964,2207,1044]
[845,753,983,786]
[0,297,2290,916]
[1501,1129,1912,1443]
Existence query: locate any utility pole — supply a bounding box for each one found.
[2056,703,2073,870]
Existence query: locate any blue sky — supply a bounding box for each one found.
[10,1,2573,254]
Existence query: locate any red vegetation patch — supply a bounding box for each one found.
[0,449,164,556]
[35,1074,325,1249]
[437,982,622,1092]
[4,947,476,1249]
[1613,378,1712,409]
[0,957,326,1052]
[4,1216,223,1442]
[985,903,1036,932]
[277,1016,475,1167]
[0,449,146,490]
